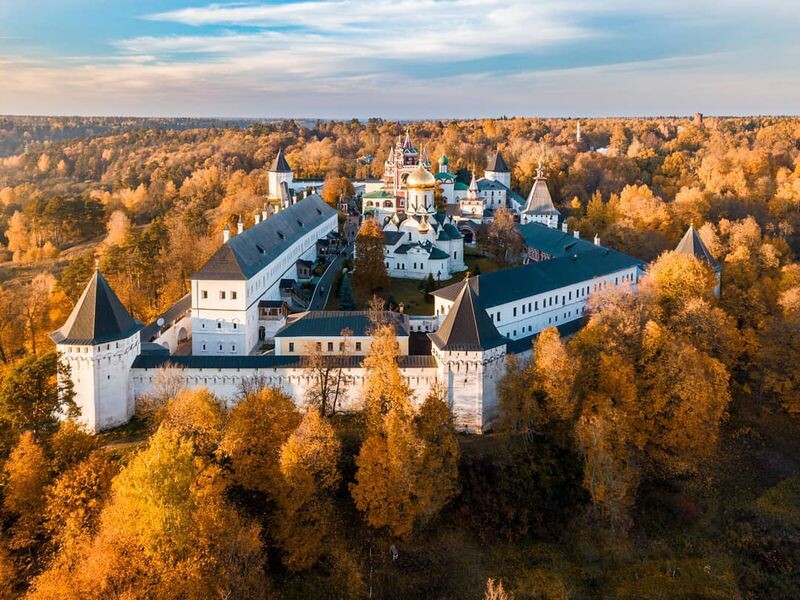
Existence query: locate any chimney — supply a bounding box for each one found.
[594,234,601,246]
[573,230,580,239]
[262,204,268,221]
[561,221,568,233]
[237,216,244,235]
[254,212,261,225]
[223,225,230,243]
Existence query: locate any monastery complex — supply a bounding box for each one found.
[51,141,721,434]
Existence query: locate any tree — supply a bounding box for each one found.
[360,320,412,430]
[304,329,352,418]
[338,272,356,310]
[350,402,424,539]
[479,207,524,266]
[275,408,341,570]
[643,251,716,314]
[6,211,30,262]
[29,427,266,599]
[414,384,460,521]
[3,432,50,552]
[218,386,301,495]
[321,176,355,207]
[45,451,117,543]
[498,328,576,433]
[0,352,76,439]
[353,218,388,293]
[159,388,225,457]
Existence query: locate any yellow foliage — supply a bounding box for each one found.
[218,386,301,495]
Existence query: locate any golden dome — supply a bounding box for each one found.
[406,164,435,188]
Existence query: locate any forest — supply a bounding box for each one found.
[0,115,799,598]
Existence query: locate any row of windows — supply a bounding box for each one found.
[201,343,236,353]
[287,341,363,353]
[200,320,239,330]
[201,290,238,300]
[507,307,588,337]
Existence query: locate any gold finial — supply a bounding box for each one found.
[464,270,471,280]
[94,257,100,271]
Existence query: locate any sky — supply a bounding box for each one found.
[1,0,799,119]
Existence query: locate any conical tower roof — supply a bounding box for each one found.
[51,270,141,345]
[486,150,509,173]
[523,162,560,215]
[429,277,506,352]
[675,224,721,272]
[270,148,292,173]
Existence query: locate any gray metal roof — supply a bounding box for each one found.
[432,249,643,308]
[517,222,601,258]
[270,149,292,173]
[132,353,436,370]
[275,311,409,338]
[429,278,506,351]
[191,194,336,281]
[675,225,721,272]
[523,175,560,215]
[141,293,191,342]
[486,151,510,173]
[50,270,142,345]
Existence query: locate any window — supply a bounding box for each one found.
[217,322,221,329]
[327,342,334,351]
[513,307,517,317]
[231,344,236,352]
[355,342,362,351]
[233,322,237,330]
[232,291,237,300]
[316,342,322,352]
[289,342,295,352]
[201,290,208,299]
[339,342,344,351]
[220,291,226,300]
[219,344,223,351]
[535,301,538,310]
[454,251,457,260]
[496,312,501,322]
[202,343,206,351]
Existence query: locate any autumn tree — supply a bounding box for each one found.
[275,408,342,570]
[3,432,50,553]
[218,386,301,495]
[321,176,355,207]
[498,328,576,433]
[413,384,460,521]
[479,207,524,266]
[353,218,388,293]
[28,427,266,599]
[159,388,225,457]
[360,317,411,430]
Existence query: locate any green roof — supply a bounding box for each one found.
[275,311,408,338]
[429,247,450,260]
[454,182,469,191]
[433,249,643,309]
[517,222,601,258]
[363,190,394,199]
[435,172,455,181]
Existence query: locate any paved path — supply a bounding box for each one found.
[308,243,353,310]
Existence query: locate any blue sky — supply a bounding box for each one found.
[1,1,798,118]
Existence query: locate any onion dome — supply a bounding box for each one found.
[438,154,449,165]
[406,164,435,188]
